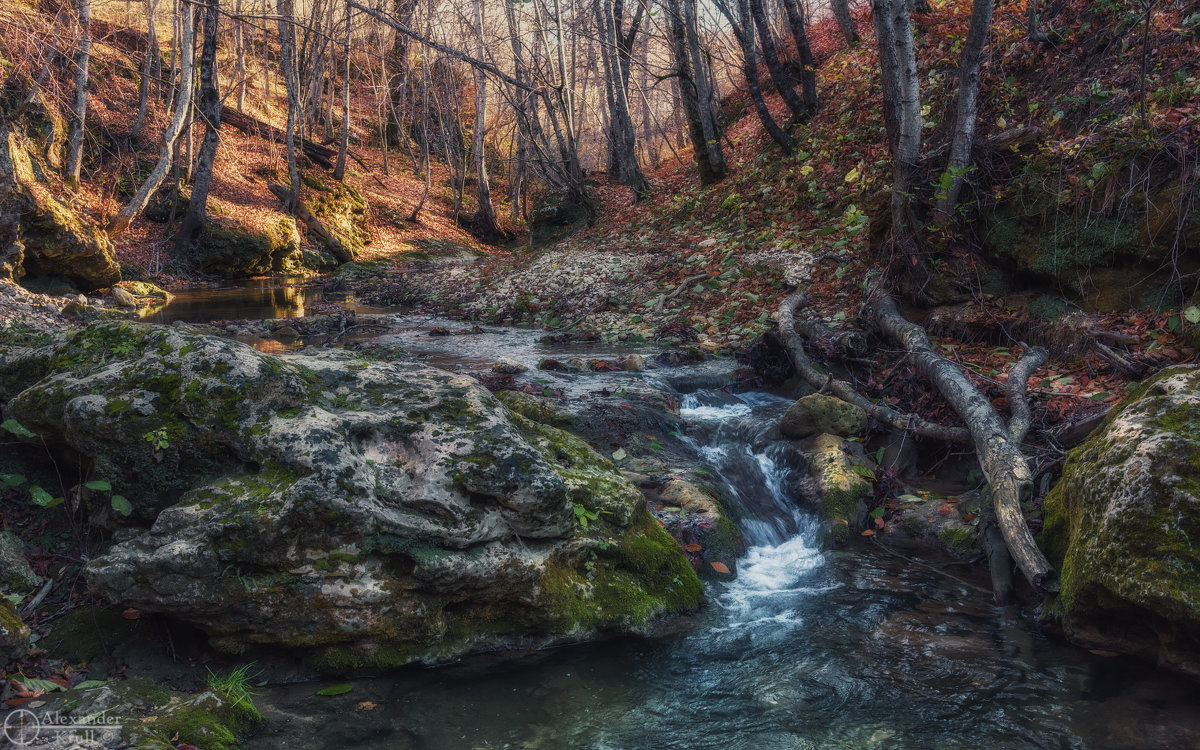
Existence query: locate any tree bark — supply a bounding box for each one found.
[595,0,650,197]
[334,1,352,181]
[872,0,922,250]
[936,0,993,222]
[277,0,302,211]
[666,0,726,184]
[873,296,1058,594]
[715,0,792,154]
[747,0,809,121]
[179,0,223,249]
[108,2,195,236]
[132,0,158,136]
[66,0,92,188]
[778,292,970,444]
[779,0,818,114]
[470,0,498,238]
[832,0,859,46]
[234,0,247,112]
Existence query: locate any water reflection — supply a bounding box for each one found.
[146,279,325,324]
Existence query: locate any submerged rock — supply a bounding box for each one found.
[0,323,702,670]
[800,433,874,544]
[1042,365,1200,677]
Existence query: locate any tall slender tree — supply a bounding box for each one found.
[179,0,223,247]
[66,0,92,188]
[714,0,793,154]
[595,0,650,197]
[666,0,726,184]
[108,1,195,236]
[936,0,994,222]
[470,0,499,237]
[277,0,302,211]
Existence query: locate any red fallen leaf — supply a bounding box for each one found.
[122,608,143,620]
[709,561,731,574]
[861,529,876,536]
[683,543,703,552]
[874,517,885,529]
[4,698,32,707]
[47,678,71,689]
[946,497,960,503]
[963,513,979,523]
[938,504,953,516]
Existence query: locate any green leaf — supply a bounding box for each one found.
[898,494,925,504]
[1169,314,1182,332]
[869,506,886,519]
[1,419,36,438]
[30,486,54,506]
[74,680,107,691]
[18,678,66,693]
[648,440,663,451]
[111,495,133,517]
[316,683,354,696]
[85,480,112,492]
[1,473,26,488]
[1185,306,1200,324]
[849,464,877,480]
[611,448,627,461]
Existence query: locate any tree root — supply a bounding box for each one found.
[873,295,1058,594]
[778,292,970,444]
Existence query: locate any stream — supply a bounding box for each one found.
[156,287,1200,749]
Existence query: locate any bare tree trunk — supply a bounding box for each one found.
[278,0,302,211]
[667,0,726,184]
[936,0,993,222]
[873,0,922,245]
[234,0,247,111]
[595,0,650,197]
[132,0,158,136]
[747,0,808,121]
[717,0,792,154]
[66,0,92,188]
[385,0,418,142]
[779,0,818,113]
[179,0,222,248]
[832,0,858,46]
[334,1,351,180]
[504,0,529,221]
[470,0,498,238]
[109,3,195,236]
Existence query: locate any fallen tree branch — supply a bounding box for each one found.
[1006,345,1048,445]
[655,272,708,314]
[873,296,1058,594]
[778,292,970,444]
[220,108,340,169]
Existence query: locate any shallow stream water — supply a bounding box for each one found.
[158,286,1200,749]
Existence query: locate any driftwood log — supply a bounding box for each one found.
[267,182,354,264]
[873,295,1058,594]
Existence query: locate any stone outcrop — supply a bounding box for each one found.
[780,393,867,439]
[0,323,703,670]
[0,93,120,291]
[1042,365,1200,677]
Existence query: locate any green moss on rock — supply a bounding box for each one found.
[1041,365,1200,677]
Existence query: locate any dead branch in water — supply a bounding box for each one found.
[873,296,1058,594]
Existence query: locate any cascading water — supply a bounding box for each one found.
[229,322,1200,750]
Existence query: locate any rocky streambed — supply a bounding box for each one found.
[3,306,1200,748]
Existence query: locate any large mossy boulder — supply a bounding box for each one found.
[302,175,370,258]
[193,218,303,278]
[0,112,120,291]
[1042,365,1200,677]
[0,323,702,670]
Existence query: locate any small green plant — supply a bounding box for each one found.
[572,503,601,529]
[86,480,132,517]
[143,428,170,451]
[206,663,264,718]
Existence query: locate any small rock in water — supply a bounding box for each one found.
[274,325,300,339]
[566,357,588,372]
[538,358,570,372]
[428,327,451,336]
[624,354,645,372]
[492,357,527,374]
